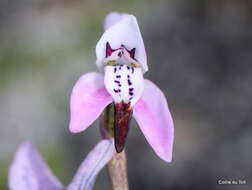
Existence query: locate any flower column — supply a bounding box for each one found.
[100,103,129,190]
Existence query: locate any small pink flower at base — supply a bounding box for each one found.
[8,140,115,190]
[69,12,174,162]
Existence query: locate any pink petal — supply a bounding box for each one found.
[133,80,174,162]
[96,14,148,73]
[67,139,115,190]
[69,72,112,133]
[8,141,63,190]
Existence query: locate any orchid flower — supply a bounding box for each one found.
[8,139,115,190]
[69,12,174,162]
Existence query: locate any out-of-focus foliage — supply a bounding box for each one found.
[1,0,252,190]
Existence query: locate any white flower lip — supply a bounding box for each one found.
[104,65,144,107]
[96,14,148,73]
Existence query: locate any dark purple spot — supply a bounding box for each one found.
[120,44,136,59]
[127,66,130,70]
[129,92,134,96]
[114,67,117,73]
[129,97,133,100]
[118,84,122,87]
[128,80,132,86]
[118,52,122,57]
[127,75,130,78]
[127,48,136,59]
[119,66,122,70]
[116,75,121,78]
[131,67,134,74]
[114,89,121,93]
[129,88,134,91]
[114,80,120,83]
[106,42,115,58]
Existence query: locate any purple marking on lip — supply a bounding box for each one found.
[120,44,136,59]
[114,89,121,93]
[114,80,120,83]
[128,48,136,59]
[105,42,136,59]
[106,42,114,57]
[116,75,121,78]
[127,66,130,70]
[127,75,130,78]
[128,80,132,86]
[131,67,134,74]
[114,67,117,73]
[129,92,134,96]
[129,88,134,91]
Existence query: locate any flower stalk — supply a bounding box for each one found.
[100,104,129,190]
[107,151,128,190]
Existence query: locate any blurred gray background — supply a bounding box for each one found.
[0,0,251,189]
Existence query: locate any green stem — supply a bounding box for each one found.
[100,103,129,190]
